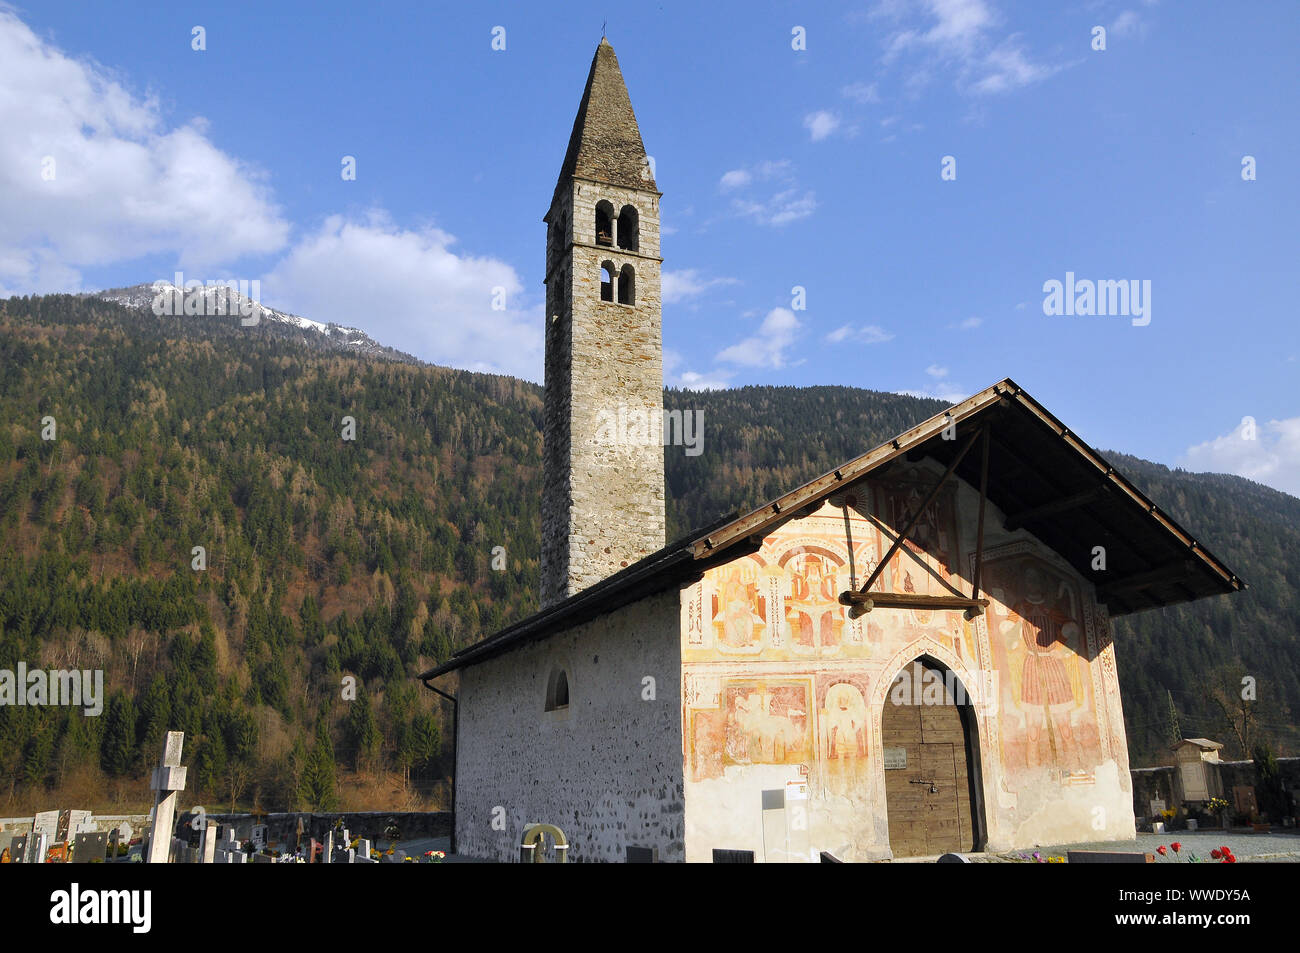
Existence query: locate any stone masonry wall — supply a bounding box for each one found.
[454,587,684,862]
[540,179,665,608]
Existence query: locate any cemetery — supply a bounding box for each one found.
[0,732,452,865]
[2,727,1296,864]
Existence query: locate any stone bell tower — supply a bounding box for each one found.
[540,38,665,608]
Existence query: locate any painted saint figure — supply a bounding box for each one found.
[1003,564,1083,772]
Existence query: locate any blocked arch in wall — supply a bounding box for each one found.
[872,642,988,856]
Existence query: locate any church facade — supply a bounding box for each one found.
[420,39,1245,863]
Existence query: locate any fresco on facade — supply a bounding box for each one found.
[688,678,811,781]
[682,482,1118,815]
[985,552,1100,779]
[817,676,872,797]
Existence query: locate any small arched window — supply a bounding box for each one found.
[600,261,615,302]
[595,201,614,247]
[545,667,570,711]
[618,264,635,305]
[617,205,639,251]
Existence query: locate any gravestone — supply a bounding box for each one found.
[322,830,333,864]
[1068,850,1155,863]
[33,832,48,864]
[252,852,273,863]
[199,823,218,864]
[627,845,657,863]
[72,832,110,864]
[9,834,29,864]
[146,733,188,864]
[1148,798,1166,818]
[33,811,58,839]
[68,810,93,835]
[250,824,268,852]
[712,848,755,863]
[116,820,134,842]
[214,827,239,863]
[357,839,372,861]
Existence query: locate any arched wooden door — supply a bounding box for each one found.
[882,660,979,857]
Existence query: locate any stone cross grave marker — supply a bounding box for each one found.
[146,732,188,864]
[215,826,239,863]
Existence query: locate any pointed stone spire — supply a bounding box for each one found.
[553,38,656,205]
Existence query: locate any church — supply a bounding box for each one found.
[419,39,1245,862]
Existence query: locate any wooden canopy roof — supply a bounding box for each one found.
[420,378,1245,680]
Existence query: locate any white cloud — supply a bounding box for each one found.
[970,38,1059,95]
[261,212,542,380]
[719,160,792,191]
[825,324,895,344]
[719,169,751,190]
[926,363,949,378]
[870,0,1062,97]
[804,110,842,141]
[676,369,733,391]
[717,307,801,368]
[842,82,881,104]
[948,316,982,330]
[1111,11,1146,38]
[716,161,814,226]
[1181,417,1300,497]
[662,269,740,305]
[0,10,289,294]
[731,189,818,227]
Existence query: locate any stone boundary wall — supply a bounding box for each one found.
[1131,757,1300,824]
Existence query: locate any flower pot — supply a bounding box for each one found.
[1186,819,1198,831]
[1152,822,1166,834]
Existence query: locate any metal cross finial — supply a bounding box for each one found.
[602,19,607,38]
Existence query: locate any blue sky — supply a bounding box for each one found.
[1,1,1297,494]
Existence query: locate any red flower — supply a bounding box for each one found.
[1225,854,1237,864]
[1156,845,1167,855]
[1211,849,1222,859]
[1171,842,1181,853]
[1220,846,1231,855]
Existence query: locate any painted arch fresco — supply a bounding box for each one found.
[680,466,1132,859]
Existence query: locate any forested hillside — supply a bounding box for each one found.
[0,294,1293,815]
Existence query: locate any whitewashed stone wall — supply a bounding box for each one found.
[454,588,684,862]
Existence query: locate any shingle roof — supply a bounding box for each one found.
[550,39,657,209]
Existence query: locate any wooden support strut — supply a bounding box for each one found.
[968,423,990,620]
[849,425,982,599]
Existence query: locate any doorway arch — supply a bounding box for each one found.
[878,653,987,857]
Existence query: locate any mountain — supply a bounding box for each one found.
[90,282,419,363]
[0,292,1293,816]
